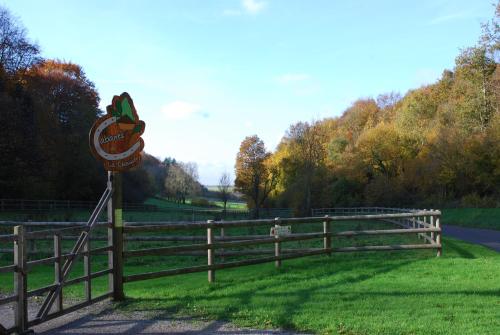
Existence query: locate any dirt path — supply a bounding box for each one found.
[443,225,500,252]
[1,300,308,335]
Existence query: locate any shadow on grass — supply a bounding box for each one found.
[443,239,476,259]
[119,255,419,331]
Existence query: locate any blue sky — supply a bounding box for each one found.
[4,0,495,184]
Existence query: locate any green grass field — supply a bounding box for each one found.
[1,219,499,334]
[442,208,500,230]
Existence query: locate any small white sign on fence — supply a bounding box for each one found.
[270,225,291,236]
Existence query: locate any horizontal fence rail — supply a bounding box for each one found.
[120,208,442,284]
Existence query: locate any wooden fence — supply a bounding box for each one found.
[0,207,441,334]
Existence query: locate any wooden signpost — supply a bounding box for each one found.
[89,92,145,301]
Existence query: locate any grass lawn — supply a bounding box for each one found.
[442,208,500,230]
[1,230,499,334]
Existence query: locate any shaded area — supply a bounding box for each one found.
[33,303,307,335]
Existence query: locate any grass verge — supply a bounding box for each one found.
[442,208,500,230]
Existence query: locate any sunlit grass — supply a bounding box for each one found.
[1,234,498,334]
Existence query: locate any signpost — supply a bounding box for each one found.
[270,225,291,237]
[89,92,145,171]
[89,92,145,301]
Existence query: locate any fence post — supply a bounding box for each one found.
[207,221,215,283]
[323,215,331,256]
[274,217,281,268]
[430,211,435,242]
[108,171,124,300]
[14,225,28,333]
[436,214,442,257]
[84,238,91,302]
[54,233,63,312]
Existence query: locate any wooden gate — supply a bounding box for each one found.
[0,173,124,334]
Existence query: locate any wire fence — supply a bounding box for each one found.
[0,199,293,222]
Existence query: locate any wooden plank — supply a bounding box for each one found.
[436,216,442,257]
[64,269,113,287]
[123,211,441,233]
[333,227,439,236]
[274,218,281,268]
[324,217,331,256]
[13,225,27,333]
[123,248,330,283]
[0,264,16,274]
[23,223,109,238]
[332,244,440,252]
[54,234,63,312]
[28,269,112,298]
[0,234,16,242]
[25,246,112,269]
[123,232,327,258]
[84,239,91,302]
[110,171,124,301]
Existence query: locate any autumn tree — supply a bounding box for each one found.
[235,135,277,218]
[278,121,327,214]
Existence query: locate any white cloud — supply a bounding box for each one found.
[276,73,311,84]
[223,0,267,17]
[161,101,203,120]
[242,0,267,14]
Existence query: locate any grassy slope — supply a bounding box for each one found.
[146,197,247,210]
[1,236,499,334]
[442,208,500,230]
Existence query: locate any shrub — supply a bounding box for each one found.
[190,198,210,207]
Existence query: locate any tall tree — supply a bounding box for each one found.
[164,162,200,204]
[235,135,277,218]
[217,172,232,214]
[0,6,40,73]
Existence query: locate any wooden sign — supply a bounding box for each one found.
[270,225,291,236]
[89,92,145,171]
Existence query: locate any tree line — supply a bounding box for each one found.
[0,5,206,203]
[235,3,500,215]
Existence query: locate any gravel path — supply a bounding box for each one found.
[0,300,308,335]
[443,225,500,252]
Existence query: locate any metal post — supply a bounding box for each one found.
[108,171,124,300]
[14,225,28,333]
